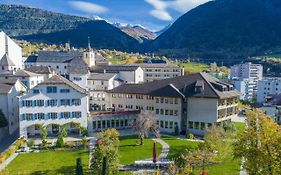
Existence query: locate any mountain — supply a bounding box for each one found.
[0,4,140,52]
[112,23,156,43]
[155,24,172,36]
[120,25,156,43]
[150,0,281,62]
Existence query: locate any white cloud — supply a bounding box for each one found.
[145,0,209,21]
[150,9,173,21]
[69,1,108,14]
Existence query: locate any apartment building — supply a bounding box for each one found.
[125,64,184,82]
[0,79,27,134]
[0,32,24,73]
[19,75,89,138]
[261,93,281,124]
[231,78,255,101]
[107,72,240,135]
[230,62,263,94]
[257,77,281,103]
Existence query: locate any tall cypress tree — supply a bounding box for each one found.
[0,109,8,128]
[76,158,84,175]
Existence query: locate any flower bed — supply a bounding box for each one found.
[0,137,25,164]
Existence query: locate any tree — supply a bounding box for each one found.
[27,139,34,148]
[91,129,120,175]
[76,158,84,175]
[131,111,159,145]
[56,134,64,148]
[233,108,281,175]
[61,126,67,138]
[41,125,47,147]
[0,109,8,128]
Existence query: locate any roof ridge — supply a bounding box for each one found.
[199,72,220,98]
[168,83,185,98]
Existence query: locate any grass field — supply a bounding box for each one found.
[119,135,162,165]
[3,149,89,175]
[161,137,199,159]
[178,62,210,73]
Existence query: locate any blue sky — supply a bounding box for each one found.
[0,0,209,31]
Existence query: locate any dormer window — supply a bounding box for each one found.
[195,80,204,93]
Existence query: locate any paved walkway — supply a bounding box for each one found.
[0,153,18,172]
[152,138,169,160]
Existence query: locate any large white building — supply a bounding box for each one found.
[231,78,255,101]
[106,72,240,135]
[230,62,263,93]
[261,94,281,124]
[0,79,26,134]
[123,64,184,82]
[0,31,24,73]
[257,77,281,103]
[90,65,144,84]
[24,49,95,76]
[19,75,89,138]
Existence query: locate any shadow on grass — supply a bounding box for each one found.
[29,166,91,175]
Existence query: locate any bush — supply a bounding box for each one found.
[27,139,35,148]
[0,137,25,164]
[174,125,179,135]
[56,135,64,148]
[187,133,194,139]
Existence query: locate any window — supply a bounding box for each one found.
[111,120,115,127]
[97,121,101,129]
[169,121,173,129]
[49,113,57,119]
[174,110,178,116]
[61,112,71,119]
[188,121,194,129]
[60,99,71,106]
[194,122,199,129]
[34,100,44,107]
[160,109,164,115]
[175,98,178,104]
[37,113,44,120]
[160,121,164,128]
[160,98,164,103]
[156,98,159,103]
[165,98,168,104]
[26,113,33,121]
[72,112,82,118]
[47,99,57,106]
[116,120,120,127]
[156,109,159,114]
[107,120,111,128]
[165,121,168,128]
[165,110,169,115]
[93,121,97,130]
[72,99,81,106]
[74,77,82,81]
[23,100,33,107]
[33,89,40,94]
[60,89,70,93]
[208,123,212,128]
[47,86,57,93]
[201,122,206,130]
[169,110,173,116]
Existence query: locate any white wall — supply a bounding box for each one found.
[0,32,23,71]
[19,84,88,137]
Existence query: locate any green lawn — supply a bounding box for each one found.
[194,156,241,175]
[3,149,89,175]
[161,137,199,159]
[119,135,162,165]
[178,62,209,73]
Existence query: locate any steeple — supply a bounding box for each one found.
[5,34,8,54]
[87,36,91,50]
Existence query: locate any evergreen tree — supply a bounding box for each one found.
[76,158,84,175]
[0,109,8,128]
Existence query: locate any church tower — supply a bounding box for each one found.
[83,36,95,67]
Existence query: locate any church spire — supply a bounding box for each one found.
[5,34,8,54]
[88,36,91,50]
